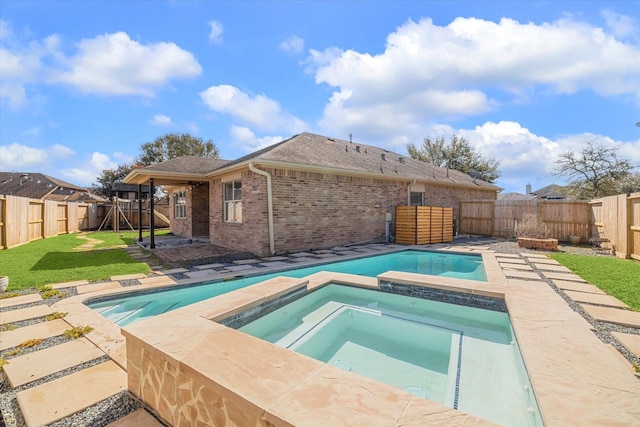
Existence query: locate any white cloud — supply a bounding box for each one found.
[601,10,637,39]
[209,20,223,45]
[150,114,173,126]
[49,143,76,159]
[53,32,201,96]
[200,84,307,133]
[0,21,59,109]
[0,143,49,169]
[280,35,304,54]
[230,126,284,152]
[308,16,640,141]
[60,152,119,186]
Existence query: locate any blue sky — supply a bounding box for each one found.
[1,1,639,194]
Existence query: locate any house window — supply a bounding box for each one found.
[410,192,424,206]
[174,191,186,219]
[224,181,242,223]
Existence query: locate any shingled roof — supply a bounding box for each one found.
[223,132,499,189]
[0,172,101,201]
[125,132,500,191]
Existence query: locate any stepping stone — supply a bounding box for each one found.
[1,305,52,324]
[184,269,221,279]
[0,294,42,309]
[502,270,542,280]
[315,253,339,258]
[532,263,571,273]
[232,259,261,265]
[194,263,226,270]
[289,257,317,263]
[313,250,336,254]
[138,276,177,286]
[541,272,587,282]
[566,291,628,308]
[612,332,640,358]
[552,279,605,295]
[497,258,527,264]
[259,261,291,268]
[521,253,549,258]
[290,252,313,257]
[110,273,146,281]
[76,282,122,295]
[260,256,290,261]
[4,338,105,387]
[495,253,520,259]
[160,268,189,275]
[528,258,560,265]
[0,319,69,351]
[106,409,164,427]
[330,247,350,251]
[50,280,89,290]
[581,305,640,328]
[16,361,127,427]
[335,250,361,256]
[224,264,255,272]
[499,263,534,271]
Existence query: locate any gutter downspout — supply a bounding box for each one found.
[406,179,416,205]
[248,163,275,256]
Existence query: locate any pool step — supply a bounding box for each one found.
[16,360,127,427]
[4,337,106,387]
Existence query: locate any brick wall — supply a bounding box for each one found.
[269,169,406,254]
[209,172,271,255]
[208,167,497,257]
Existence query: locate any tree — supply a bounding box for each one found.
[138,132,219,165]
[553,140,635,199]
[94,132,220,197]
[92,162,141,198]
[407,135,501,183]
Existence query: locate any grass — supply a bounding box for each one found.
[0,230,168,291]
[550,253,640,311]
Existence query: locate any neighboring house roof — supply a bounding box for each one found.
[0,172,103,202]
[125,133,500,191]
[532,184,567,200]
[497,192,538,201]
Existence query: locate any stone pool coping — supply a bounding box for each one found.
[53,248,640,426]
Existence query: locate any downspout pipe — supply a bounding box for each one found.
[248,163,275,256]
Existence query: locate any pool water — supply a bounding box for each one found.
[88,250,486,326]
[239,284,542,427]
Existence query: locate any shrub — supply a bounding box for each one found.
[515,213,550,239]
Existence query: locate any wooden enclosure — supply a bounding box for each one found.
[591,192,640,260]
[395,206,454,244]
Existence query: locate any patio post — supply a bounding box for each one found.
[149,178,155,249]
[138,184,143,242]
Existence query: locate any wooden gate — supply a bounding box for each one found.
[395,206,454,244]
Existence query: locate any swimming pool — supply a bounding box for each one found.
[88,250,486,326]
[236,284,542,427]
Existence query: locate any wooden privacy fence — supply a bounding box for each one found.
[460,199,591,241]
[590,192,640,260]
[0,195,100,249]
[395,206,454,244]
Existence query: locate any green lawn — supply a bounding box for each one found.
[0,230,168,291]
[550,253,640,311]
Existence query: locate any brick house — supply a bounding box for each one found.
[124,132,499,256]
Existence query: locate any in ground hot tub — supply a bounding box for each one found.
[231,283,543,427]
